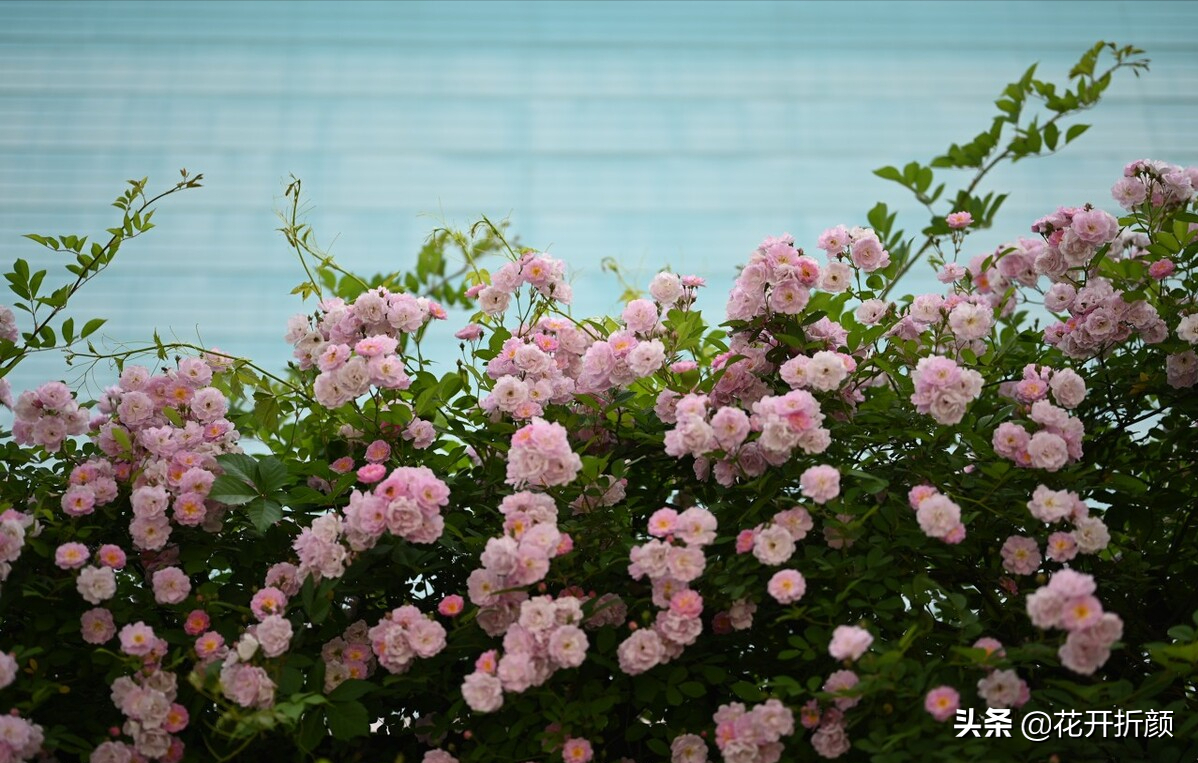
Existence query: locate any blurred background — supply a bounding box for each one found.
[2,0,1197,398]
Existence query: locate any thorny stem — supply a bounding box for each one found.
[279,176,370,300]
[1,174,202,378]
[879,55,1144,302]
[66,343,316,408]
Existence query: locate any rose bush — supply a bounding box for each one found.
[1,41,1196,763]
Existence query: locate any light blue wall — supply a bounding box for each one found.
[2,1,1196,397]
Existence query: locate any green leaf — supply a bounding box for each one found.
[646,738,670,756]
[208,475,257,506]
[256,457,290,494]
[325,700,370,740]
[161,406,183,428]
[247,498,283,533]
[5,270,30,300]
[916,166,933,193]
[439,371,464,402]
[276,666,304,697]
[1065,123,1090,143]
[23,233,55,249]
[873,166,904,184]
[1043,122,1060,150]
[80,318,106,338]
[633,676,660,703]
[730,680,766,702]
[327,679,375,702]
[29,270,46,298]
[847,469,888,494]
[297,708,325,752]
[1166,626,1195,642]
[110,426,133,455]
[307,586,332,624]
[216,453,260,485]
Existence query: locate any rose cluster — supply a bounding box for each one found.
[726,233,826,321]
[468,491,568,636]
[0,509,35,589]
[1042,275,1167,359]
[1111,158,1197,212]
[218,630,278,710]
[779,350,855,394]
[100,668,188,762]
[620,506,717,675]
[0,712,43,763]
[1025,568,1123,675]
[293,512,349,582]
[906,485,966,544]
[712,699,795,763]
[83,359,241,551]
[11,380,89,452]
[505,418,582,488]
[738,507,809,563]
[461,595,588,714]
[342,465,451,549]
[576,330,667,394]
[991,399,1084,472]
[1030,203,1121,276]
[909,355,984,426]
[1000,363,1087,409]
[1002,484,1110,574]
[287,287,446,408]
[1170,312,1198,388]
[480,318,587,421]
[474,252,572,317]
[321,620,378,691]
[738,506,814,606]
[0,654,43,763]
[368,605,448,674]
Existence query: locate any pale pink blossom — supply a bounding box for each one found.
[254,614,293,658]
[800,465,840,504]
[671,733,708,763]
[55,542,89,569]
[976,669,1027,709]
[562,738,593,763]
[916,494,960,540]
[77,565,117,605]
[251,587,288,620]
[119,622,157,656]
[768,570,807,604]
[924,686,960,721]
[1000,536,1041,575]
[151,567,191,605]
[548,625,589,669]
[617,629,664,675]
[649,272,684,305]
[461,670,504,713]
[850,233,890,272]
[828,625,872,661]
[753,525,796,566]
[946,211,973,229]
[81,608,116,644]
[1027,431,1069,471]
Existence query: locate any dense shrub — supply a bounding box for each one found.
[1,41,1195,763]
